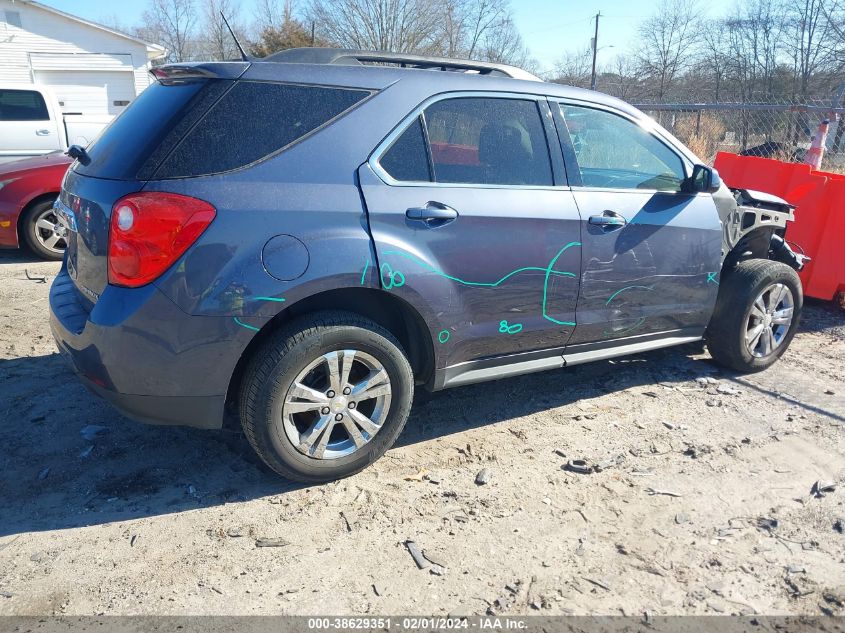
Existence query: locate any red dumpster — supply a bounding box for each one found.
[714,151,845,301]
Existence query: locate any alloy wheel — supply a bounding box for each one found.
[745,282,794,358]
[33,207,67,254]
[282,350,392,459]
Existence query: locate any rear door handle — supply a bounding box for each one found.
[406,202,458,223]
[588,211,627,229]
[36,129,51,136]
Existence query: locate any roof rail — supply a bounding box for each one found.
[263,47,541,82]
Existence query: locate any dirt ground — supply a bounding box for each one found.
[1,249,843,618]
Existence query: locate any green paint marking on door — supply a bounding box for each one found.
[382,248,577,288]
[541,241,580,326]
[360,259,370,285]
[605,285,653,306]
[499,320,523,334]
[602,285,655,337]
[379,241,581,326]
[233,316,260,332]
[380,263,406,290]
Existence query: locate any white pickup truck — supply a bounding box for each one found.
[0,84,112,165]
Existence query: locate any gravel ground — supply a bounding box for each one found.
[0,249,843,617]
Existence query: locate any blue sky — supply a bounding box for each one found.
[39,0,735,74]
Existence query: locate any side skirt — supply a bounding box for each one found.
[434,329,702,390]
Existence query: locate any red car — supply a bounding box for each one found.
[0,152,72,260]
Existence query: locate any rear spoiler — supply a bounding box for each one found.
[150,62,249,84]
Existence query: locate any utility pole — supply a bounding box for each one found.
[590,11,601,91]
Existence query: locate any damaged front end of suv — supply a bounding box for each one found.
[705,180,808,373]
[719,186,810,272]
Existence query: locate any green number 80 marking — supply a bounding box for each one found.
[380,263,406,290]
[499,320,523,335]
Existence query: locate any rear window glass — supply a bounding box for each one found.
[75,79,224,180]
[0,89,49,121]
[153,82,370,179]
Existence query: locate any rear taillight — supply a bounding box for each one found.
[108,192,216,287]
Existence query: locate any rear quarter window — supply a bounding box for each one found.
[76,79,225,180]
[153,82,371,179]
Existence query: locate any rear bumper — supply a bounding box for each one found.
[49,267,247,430]
[77,373,225,429]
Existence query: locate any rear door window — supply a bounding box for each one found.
[0,89,49,121]
[375,96,554,187]
[424,97,553,186]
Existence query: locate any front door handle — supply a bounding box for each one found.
[588,211,627,229]
[406,202,458,223]
[36,129,51,136]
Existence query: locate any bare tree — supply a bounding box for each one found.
[636,0,701,100]
[138,0,198,63]
[307,0,443,53]
[723,0,786,102]
[436,0,508,58]
[698,19,730,101]
[821,0,845,59]
[549,48,592,88]
[786,0,840,100]
[475,14,533,67]
[603,55,644,101]
[199,0,245,61]
[255,0,295,31]
[99,14,134,35]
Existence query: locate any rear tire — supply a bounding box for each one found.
[22,198,64,261]
[239,311,414,483]
[706,259,802,372]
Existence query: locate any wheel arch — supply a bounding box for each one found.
[225,287,436,411]
[722,226,780,274]
[16,191,60,248]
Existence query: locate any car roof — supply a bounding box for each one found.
[158,51,646,122]
[250,61,644,120]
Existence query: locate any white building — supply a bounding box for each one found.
[0,0,165,117]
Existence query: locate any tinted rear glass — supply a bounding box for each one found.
[74,79,225,180]
[0,89,49,121]
[153,82,370,179]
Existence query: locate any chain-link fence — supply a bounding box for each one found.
[635,101,845,173]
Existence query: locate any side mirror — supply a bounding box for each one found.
[683,164,721,194]
[66,144,91,166]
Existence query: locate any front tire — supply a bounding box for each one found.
[239,311,414,483]
[706,259,802,372]
[21,198,65,260]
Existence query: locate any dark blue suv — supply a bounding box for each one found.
[50,49,805,482]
